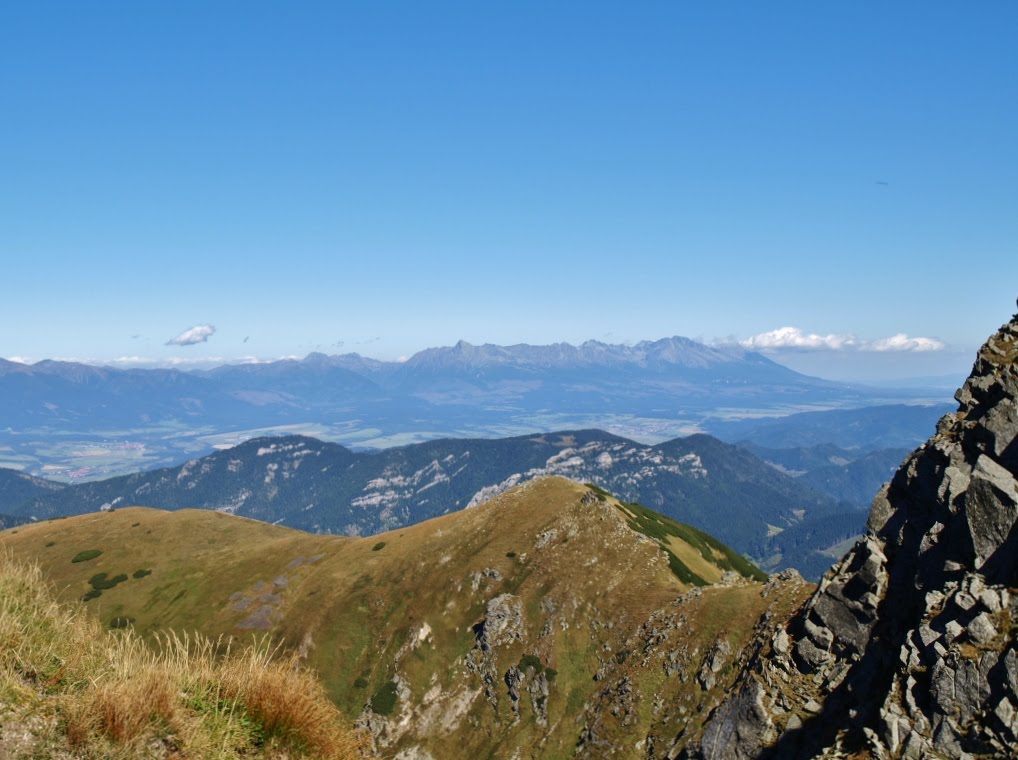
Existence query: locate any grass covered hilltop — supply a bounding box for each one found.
[1,477,810,758]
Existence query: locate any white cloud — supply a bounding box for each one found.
[166,324,216,346]
[164,355,227,365]
[105,354,298,368]
[110,356,150,364]
[740,326,945,353]
[740,327,861,351]
[868,333,945,352]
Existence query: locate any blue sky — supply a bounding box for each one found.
[2,2,1016,381]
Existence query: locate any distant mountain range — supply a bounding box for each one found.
[5,428,892,577]
[1,337,942,481]
[0,337,948,578]
[1,337,854,430]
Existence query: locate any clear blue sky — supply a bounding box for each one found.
[2,2,1016,380]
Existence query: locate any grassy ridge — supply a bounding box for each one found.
[584,483,767,584]
[614,499,767,584]
[0,552,369,759]
[2,477,797,758]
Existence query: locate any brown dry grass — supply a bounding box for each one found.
[0,550,371,759]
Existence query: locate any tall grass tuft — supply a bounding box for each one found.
[0,550,371,758]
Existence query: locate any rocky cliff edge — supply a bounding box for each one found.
[687,313,1018,759]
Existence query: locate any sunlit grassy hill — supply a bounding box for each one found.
[2,477,810,759]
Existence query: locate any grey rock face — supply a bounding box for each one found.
[686,314,1018,759]
[465,593,525,712]
[697,680,776,760]
[504,665,523,720]
[698,639,733,691]
[477,593,523,652]
[527,671,550,726]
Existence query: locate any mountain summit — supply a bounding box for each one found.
[689,314,1018,758]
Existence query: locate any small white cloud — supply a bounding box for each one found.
[99,356,225,367]
[740,327,861,351]
[165,355,229,365]
[110,356,151,364]
[740,327,945,353]
[166,324,216,346]
[868,333,945,352]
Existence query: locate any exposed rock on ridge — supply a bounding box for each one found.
[687,314,1018,759]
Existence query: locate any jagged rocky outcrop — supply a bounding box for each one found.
[687,313,1018,759]
[465,593,525,712]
